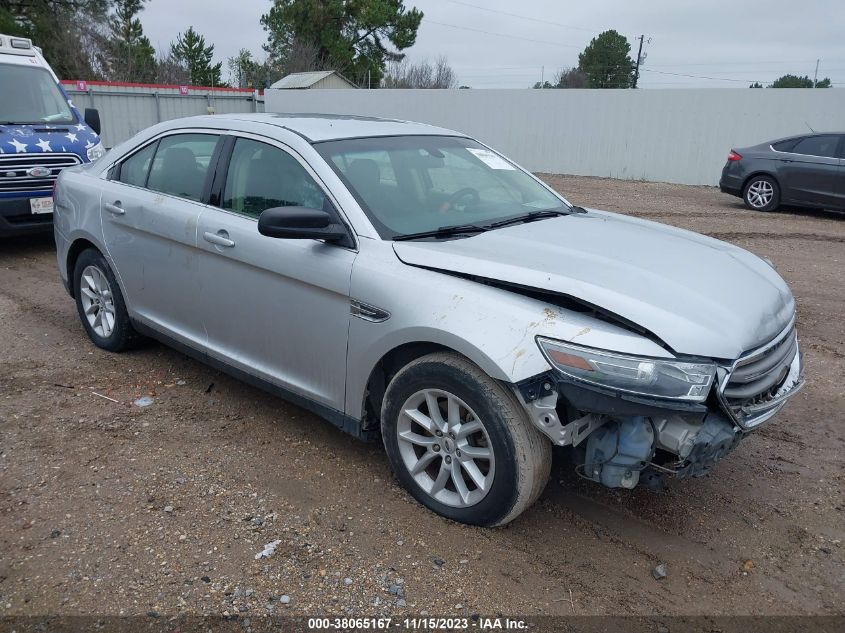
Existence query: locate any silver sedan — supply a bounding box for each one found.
[54,114,804,526]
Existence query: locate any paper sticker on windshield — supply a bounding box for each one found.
[466,148,515,170]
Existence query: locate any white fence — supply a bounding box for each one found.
[265,88,845,185]
[61,82,264,149]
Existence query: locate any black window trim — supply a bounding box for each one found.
[204,134,233,206]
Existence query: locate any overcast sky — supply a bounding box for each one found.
[139,0,845,88]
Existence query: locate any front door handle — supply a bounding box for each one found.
[203,230,235,248]
[104,201,125,215]
[780,159,793,163]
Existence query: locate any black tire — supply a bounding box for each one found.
[73,248,140,352]
[743,175,780,212]
[381,352,551,527]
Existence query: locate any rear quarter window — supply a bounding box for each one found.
[771,138,800,152]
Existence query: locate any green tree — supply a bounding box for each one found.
[0,0,111,79]
[260,0,423,87]
[170,26,223,86]
[577,30,635,89]
[770,74,831,88]
[227,48,271,88]
[749,81,764,88]
[106,0,156,82]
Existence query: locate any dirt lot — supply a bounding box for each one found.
[1,176,843,619]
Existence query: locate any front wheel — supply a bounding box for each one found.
[743,175,780,212]
[381,352,551,527]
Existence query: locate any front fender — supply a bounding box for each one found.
[344,239,671,419]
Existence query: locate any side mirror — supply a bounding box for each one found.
[258,206,347,242]
[84,108,101,136]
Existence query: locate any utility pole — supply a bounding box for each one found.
[540,65,544,88]
[632,34,645,89]
[813,59,820,87]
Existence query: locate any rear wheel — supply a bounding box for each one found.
[743,175,780,212]
[381,352,551,526]
[73,248,139,352]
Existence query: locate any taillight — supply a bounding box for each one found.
[727,150,742,162]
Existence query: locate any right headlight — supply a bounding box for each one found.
[87,141,106,162]
[537,337,716,402]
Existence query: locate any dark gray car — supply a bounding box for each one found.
[720,133,845,212]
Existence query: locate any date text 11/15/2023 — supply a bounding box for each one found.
[306,616,529,630]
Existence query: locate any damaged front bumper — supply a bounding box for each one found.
[516,334,805,489]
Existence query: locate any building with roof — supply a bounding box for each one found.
[270,71,357,90]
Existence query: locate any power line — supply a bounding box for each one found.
[646,59,842,67]
[442,0,597,33]
[423,19,582,48]
[641,68,761,83]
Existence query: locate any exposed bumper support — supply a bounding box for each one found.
[515,374,743,489]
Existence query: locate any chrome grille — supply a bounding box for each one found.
[718,319,803,429]
[0,153,81,193]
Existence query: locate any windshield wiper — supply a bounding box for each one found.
[393,223,489,241]
[488,207,574,229]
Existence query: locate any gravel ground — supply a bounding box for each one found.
[0,176,843,618]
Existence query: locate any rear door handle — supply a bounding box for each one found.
[203,230,235,248]
[779,158,793,163]
[104,201,125,215]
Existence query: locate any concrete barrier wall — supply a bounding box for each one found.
[265,88,845,185]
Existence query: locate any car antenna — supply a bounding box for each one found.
[805,122,816,133]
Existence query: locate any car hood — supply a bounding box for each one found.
[392,210,795,360]
[0,123,97,158]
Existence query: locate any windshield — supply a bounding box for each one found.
[0,64,75,125]
[315,135,567,239]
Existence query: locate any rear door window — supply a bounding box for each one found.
[146,134,219,202]
[790,135,840,159]
[117,141,157,187]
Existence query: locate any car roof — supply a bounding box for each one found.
[766,132,845,144]
[174,112,465,143]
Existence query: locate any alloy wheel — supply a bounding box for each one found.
[79,265,116,338]
[396,389,495,508]
[747,180,774,208]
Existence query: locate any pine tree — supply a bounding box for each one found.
[171,27,223,87]
[107,0,157,82]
